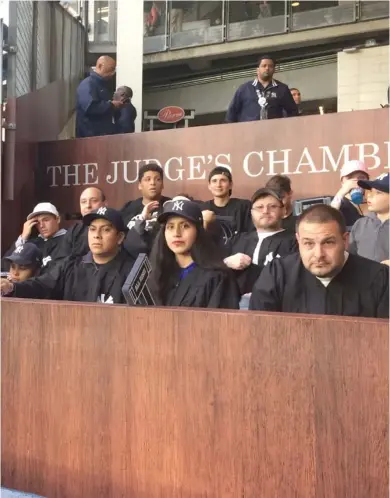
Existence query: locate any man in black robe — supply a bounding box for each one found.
[1,208,135,304]
[249,204,389,318]
[224,187,297,298]
[59,186,107,259]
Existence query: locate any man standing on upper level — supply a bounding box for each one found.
[226,55,298,123]
[76,56,124,138]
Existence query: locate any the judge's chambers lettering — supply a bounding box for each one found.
[45,141,389,187]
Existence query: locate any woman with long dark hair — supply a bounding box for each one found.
[149,200,239,309]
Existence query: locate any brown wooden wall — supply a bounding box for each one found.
[36,108,389,215]
[2,299,388,498]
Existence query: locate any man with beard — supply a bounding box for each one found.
[226,55,298,123]
[223,188,297,303]
[249,204,389,318]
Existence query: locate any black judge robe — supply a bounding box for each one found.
[249,252,389,318]
[224,230,298,295]
[165,266,240,309]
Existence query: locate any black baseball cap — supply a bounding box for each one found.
[5,243,42,267]
[208,167,233,183]
[358,173,390,194]
[251,188,284,206]
[83,207,126,232]
[158,199,203,225]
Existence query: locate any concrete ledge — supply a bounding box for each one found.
[143,18,389,67]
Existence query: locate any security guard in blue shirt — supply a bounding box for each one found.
[226,55,298,123]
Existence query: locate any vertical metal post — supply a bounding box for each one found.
[222,0,226,42]
[109,0,117,45]
[168,0,172,50]
[84,0,89,73]
[285,0,290,33]
[355,0,360,21]
[164,0,168,50]
[4,1,17,200]
[30,0,38,91]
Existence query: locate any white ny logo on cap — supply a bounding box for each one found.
[15,246,24,254]
[97,207,107,215]
[172,201,184,211]
[377,173,388,181]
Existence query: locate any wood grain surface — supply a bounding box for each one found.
[2,299,388,497]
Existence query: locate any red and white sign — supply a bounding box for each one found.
[157,106,185,124]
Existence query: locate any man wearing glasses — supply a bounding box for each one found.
[223,188,298,305]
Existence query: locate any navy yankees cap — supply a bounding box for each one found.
[158,199,203,225]
[5,243,42,266]
[83,207,127,232]
[358,173,390,194]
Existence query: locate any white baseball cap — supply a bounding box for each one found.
[27,202,59,220]
[340,160,369,179]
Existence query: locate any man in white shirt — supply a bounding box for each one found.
[223,188,298,307]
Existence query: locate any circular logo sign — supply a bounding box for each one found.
[157,106,185,124]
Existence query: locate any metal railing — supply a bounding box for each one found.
[7,1,86,99]
[87,0,389,54]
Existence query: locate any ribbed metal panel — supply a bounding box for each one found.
[15,0,33,97]
[36,2,51,90]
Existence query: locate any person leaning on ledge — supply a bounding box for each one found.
[249,204,389,318]
[226,55,298,123]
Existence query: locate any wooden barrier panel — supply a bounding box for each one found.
[2,299,388,498]
[37,108,389,215]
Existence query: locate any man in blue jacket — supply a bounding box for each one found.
[76,56,124,138]
[226,55,298,123]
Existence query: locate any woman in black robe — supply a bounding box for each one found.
[149,200,240,309]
